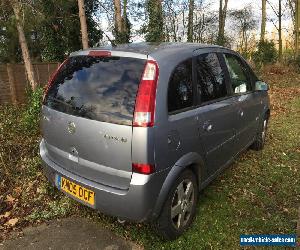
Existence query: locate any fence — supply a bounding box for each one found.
[0,62,60,104]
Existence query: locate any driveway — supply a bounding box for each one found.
[0,217,142,250]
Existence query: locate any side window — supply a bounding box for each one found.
[195,53,227,103]
[224,54,252,94]
[168,59,193,113]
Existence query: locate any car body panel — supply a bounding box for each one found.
[41,106,133,190]
[40,139,169,221]
[231,93,261,151]
[195,98,238,175]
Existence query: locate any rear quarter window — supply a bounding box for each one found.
[168,59,193,113]
[44,56,146,125]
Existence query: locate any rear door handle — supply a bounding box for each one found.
[203,122,213,132]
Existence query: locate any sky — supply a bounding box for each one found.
[214,0,292,34]
[99,0,293,44]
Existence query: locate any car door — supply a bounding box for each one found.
[165,58,204,171]
[222,53,261,151]
[193,51,238,176]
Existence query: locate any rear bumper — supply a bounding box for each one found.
[39,140,168,222]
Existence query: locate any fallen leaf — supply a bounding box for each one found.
[0,211,11,219]
[13,187,22,195]
[5,195,15,202]
[4,211,11,218]
[5,218,18,227]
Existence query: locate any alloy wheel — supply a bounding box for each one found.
[171,179,195,229]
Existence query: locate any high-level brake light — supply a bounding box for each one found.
[88,50,111,57]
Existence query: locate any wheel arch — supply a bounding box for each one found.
[151,152,205,220]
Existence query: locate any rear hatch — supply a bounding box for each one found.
[42,53,146,189]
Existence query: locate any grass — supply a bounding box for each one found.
[0,65,299,248]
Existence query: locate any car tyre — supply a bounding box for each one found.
[251,115,268,151]
[156,169,198,240]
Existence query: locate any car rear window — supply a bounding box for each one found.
[44,56,146,126]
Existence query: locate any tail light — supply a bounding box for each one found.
[43,58,69,102]
[133,60,159,127]
[132,163,155,175]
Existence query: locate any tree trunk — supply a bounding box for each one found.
[78,0,89,49]
[278,0,283,61]
[145,0,164,42]
[195,13,198,42]
[11,1,37,91]
[122,0,128,34]
[222,0,229,36]
[165,25,170,42]
[187,0,194,42]
[218,0,229,45]
[260,0,266,41]
[244,30,248,54]
[114,0,122,34]
[182,8,185,38]
[218,0,223,43]
[296,0,300,57]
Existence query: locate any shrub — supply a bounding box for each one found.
[287,55,300,72]
[21,87,43,134]
[295,55,300,71]
[252,40,278,66]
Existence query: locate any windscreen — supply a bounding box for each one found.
[44,56,146,125]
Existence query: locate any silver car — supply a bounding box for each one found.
[40,43,270,239]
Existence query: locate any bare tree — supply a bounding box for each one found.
[193,1,218,44]
[187,0,194,42]
[78,0,89,49]
[163,0,217,43]
[163,0,180,42]
[11,0,37,90]
[113,0,130,43]
[114,0,122,34]
[230,6,258,57]
[292,0,299,57]
[217,0,229,45]
[266,0,283,61]
[122,0,128,36]
[284,0,299,57]
[278,0,282,61]
[261,0,266,41]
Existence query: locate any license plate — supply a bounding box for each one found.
[56,175,95,206]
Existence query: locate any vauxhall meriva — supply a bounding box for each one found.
[40,43,270,239]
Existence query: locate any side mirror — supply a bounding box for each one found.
[255,81,269,91]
